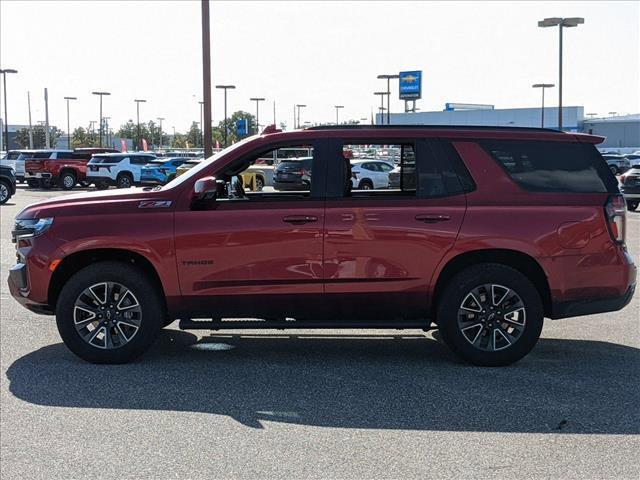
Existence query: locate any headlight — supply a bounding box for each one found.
[12,217,54,242]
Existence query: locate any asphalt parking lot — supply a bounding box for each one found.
[1,186,639,480]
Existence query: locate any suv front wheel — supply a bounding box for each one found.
[56,261,164,363]
[60,171,77,190]
[437,263,544,366]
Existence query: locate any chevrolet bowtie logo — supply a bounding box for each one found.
[402,75,418,83]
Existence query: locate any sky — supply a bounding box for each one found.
[1,0,638,134]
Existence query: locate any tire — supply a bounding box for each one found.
[27,179,41,189]
[627,201,639,211]
[0,180,11,204]
[41,179,53,189]
[95,181,110,190]
[609,165,619,175]
[436,263,544,367]
[255,176,265,191]
[116,173,133,189]
[60,171,77,190]
[56,261,164,364]
[358,179,373,190]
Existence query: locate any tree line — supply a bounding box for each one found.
[13,110,257,150]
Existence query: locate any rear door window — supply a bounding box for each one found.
[481,141,618,193]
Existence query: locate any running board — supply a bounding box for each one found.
[178,318,433,330]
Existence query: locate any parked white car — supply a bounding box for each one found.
[350,159,394,190]
[1,149,42,183]
[87,152,156,189]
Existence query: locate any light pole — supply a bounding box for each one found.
[531,84,554,127]
[334,105,344,125]
[374,92,387,125]
[1,68,18,151]
[156,117,165,149]
[64,96,77,149]
[250,97,265,134]
[201,0,213,157]
[91,91,110,147]
[538,17,584,130]
[215,85,236,147]
[104,117,111,147]
[134,99,146,150]
[377,74,399,125]
[198,101,204,147]
[295,104,306,129]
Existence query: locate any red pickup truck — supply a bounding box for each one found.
[25,148,118,190]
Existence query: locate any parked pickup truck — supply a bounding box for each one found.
[25,148,119,190]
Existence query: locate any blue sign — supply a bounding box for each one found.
[399,71,422,100]
[236,118,248,136]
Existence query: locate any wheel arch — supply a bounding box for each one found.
[431,249,552,318]
[48,248,166,311]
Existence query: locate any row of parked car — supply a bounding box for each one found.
[0,148,202,192]
[601,151,640,175]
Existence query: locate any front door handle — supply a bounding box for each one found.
[283,215,318,225]
[415,214,451,223]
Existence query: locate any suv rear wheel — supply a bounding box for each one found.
[358,179,373,190]
[116,173,133,189]
[436,263,543,366]
[56,261,164,363]
[60,171,77,190]
[627,201,639,211]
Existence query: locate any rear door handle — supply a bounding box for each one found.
[415,214,451,223]
[283,215,318,224]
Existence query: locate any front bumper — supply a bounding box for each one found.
[8,263,54,315]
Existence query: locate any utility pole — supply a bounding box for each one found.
[157,117,165,149]
[377,74,399,125]
[64,96,77,149]
[134,99,146,150]
[27,91,33,149]
[0,68,18,151]
[215,85,236,147]
[334,105,344,125]
[250,97,265,134]
[273,101,276,127]
[295,104,306,129]
[201,0,213,156]
[92,91,110,147]
[198,101,204,147]
[44,88,51,148]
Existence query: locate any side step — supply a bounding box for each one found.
[178,318,433,330]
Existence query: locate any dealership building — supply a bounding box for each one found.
[378,106,639,152]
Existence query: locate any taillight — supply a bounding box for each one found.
[605,194,626,244]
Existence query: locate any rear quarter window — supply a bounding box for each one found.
[481,141,618,193]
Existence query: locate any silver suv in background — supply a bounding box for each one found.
[602,154,631,175]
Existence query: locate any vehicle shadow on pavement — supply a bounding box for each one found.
[6,330,639,434]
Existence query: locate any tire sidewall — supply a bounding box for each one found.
[61,172,76,190]
[117,173,133,189]
[56,261,164,363]
[437,264,544,366]
[0,180,9,204]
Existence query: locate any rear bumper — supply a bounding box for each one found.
[86,175,114,185]
[25,172,52,179]
[551,283,636,319]
[140,176,165,185]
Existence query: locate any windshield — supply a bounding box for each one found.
[162,136,258,189]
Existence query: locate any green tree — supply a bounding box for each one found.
[116,120,151,150]
[217,110,256,146]
[71,126,99,148]
[14,125,63,149]
[171,133,187,148]
[185,121,202,148]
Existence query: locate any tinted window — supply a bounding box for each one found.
[482,141,617,193]
[32,152,54,159]
[91,155,124,164]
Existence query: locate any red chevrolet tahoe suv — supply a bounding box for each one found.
[8,125,636,366]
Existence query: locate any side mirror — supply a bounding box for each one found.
[194,176,223,201]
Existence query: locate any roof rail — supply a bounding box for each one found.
[304,124,565,134]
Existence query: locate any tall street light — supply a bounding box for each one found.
[134,99,146,150]
[198,101,204,147]
[295,104,306,129]
[374,92,387,125]
[531,84,554,128]
[64,96,77,149]
[334,105,344,125]
[215,85,236,147]
[104,117,111,147]
[1,68,18,151]
[377,74,399,125]
[250,97,265,134]
[538,17,584,130]
[91,91,110,147]
[157,117,165,149]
